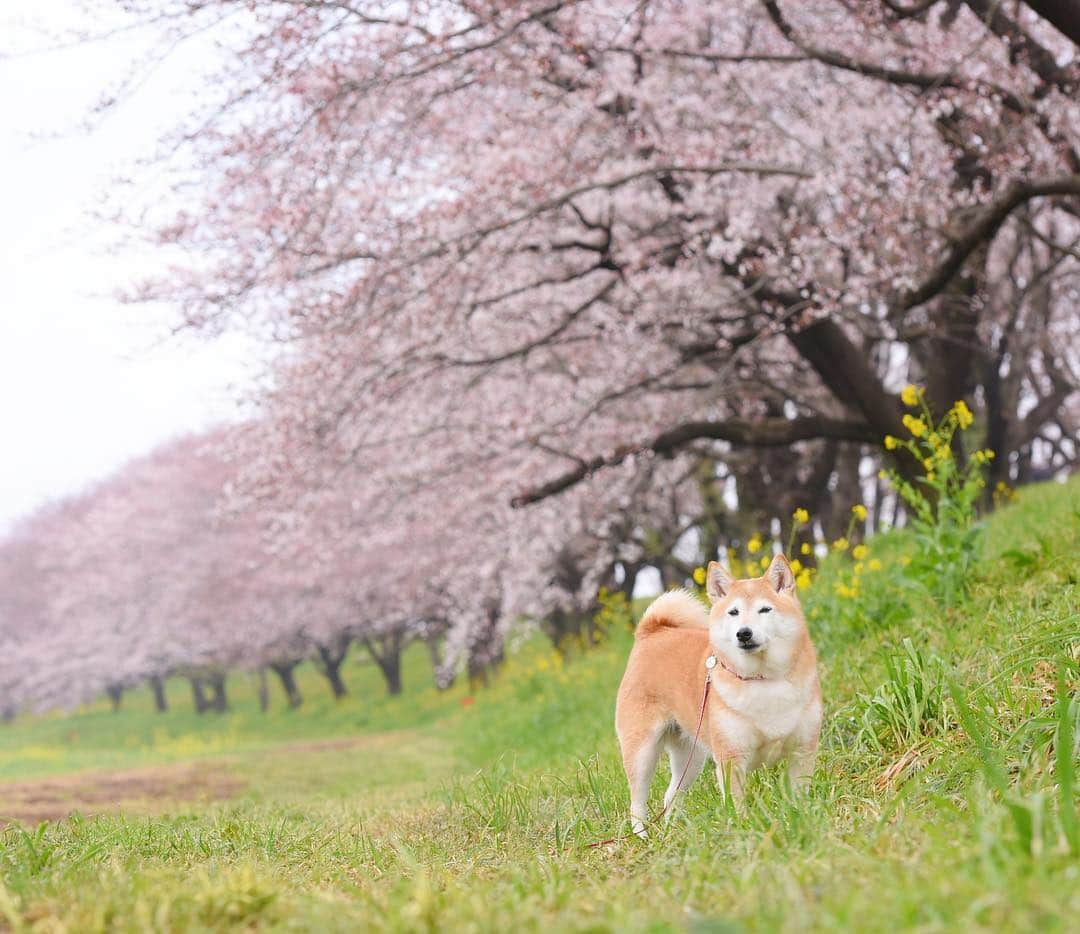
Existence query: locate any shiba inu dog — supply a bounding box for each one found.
[615,554,821,836]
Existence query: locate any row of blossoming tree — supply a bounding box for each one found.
[1,0,1078,714]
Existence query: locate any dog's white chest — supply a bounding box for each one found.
[715,679,810,747]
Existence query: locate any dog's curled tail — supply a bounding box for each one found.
[635,588,710,638]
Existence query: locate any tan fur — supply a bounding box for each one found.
[615,556,822,836]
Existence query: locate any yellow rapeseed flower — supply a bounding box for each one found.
[901,384,921,407]
[951,399,974,430]
[902,414,928,438]
[832,537,849,552]
[852,544,868,561]
[800,542,812,555]
[851,504,868,521]
[692,566,707,586]
[793,507,809,525]
[884,435,898,450]
[747,535,762,555]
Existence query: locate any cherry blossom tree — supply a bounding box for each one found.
[6,1,1078,711]
[88,0,1075,503]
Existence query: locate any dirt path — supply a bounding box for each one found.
[0,761,243,824]
[0,733,434,825]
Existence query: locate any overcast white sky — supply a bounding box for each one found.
[0,1,259,531]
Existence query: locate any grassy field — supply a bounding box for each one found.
[0,479,1078,931]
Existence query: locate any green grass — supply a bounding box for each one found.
[1,479,1078,931]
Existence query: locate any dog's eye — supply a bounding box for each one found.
[727,608,739,617]
[758,606,773,614]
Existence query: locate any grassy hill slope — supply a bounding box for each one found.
[0,478,1077,931]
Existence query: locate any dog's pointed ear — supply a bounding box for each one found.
[766,553,796,595]
[706,561,734,603]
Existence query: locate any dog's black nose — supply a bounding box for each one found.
[736,627,753,643]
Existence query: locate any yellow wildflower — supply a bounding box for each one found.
[790,559,803,574]
[884,435,898,451]
[902,414,928,438]
[852,544,869,561]
[951,399,974,430]
[800,542,812,555]
[793,507,809,525]
[747,535,762,555]
[851,504,868,521]
[832,537,849,552]
[796,569,812,590]
[868,558,883,572]
[854,562,864,574]
[760,555,770,570]
[901,384,921,407]
[692,566,707,586]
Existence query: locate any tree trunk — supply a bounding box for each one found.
[150,675,168,713]
[207,672,228,712]
[467,658,489,693]
[377,651,403,695]
[270,661,303,708]
[315,639,350,699]
[189,676,210,714]
[425,636,454,689]
[256,668,270,712]
[363,634,404,696]
[106,683,123,712]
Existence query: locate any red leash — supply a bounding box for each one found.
[586,661,714,848]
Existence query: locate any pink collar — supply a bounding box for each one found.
[707,653,767,682]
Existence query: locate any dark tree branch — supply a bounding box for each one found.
[963,0,1078,93]
[511,415,875,507]
[762,0,963,89]
[765,0,1078,167]
[1021,0,1080,48]
[785,317,908,440]
[896,174,1080,312]
[880,0,942,17]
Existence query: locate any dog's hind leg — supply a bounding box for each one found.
[662,732,708,817]
[620,722,664,838]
